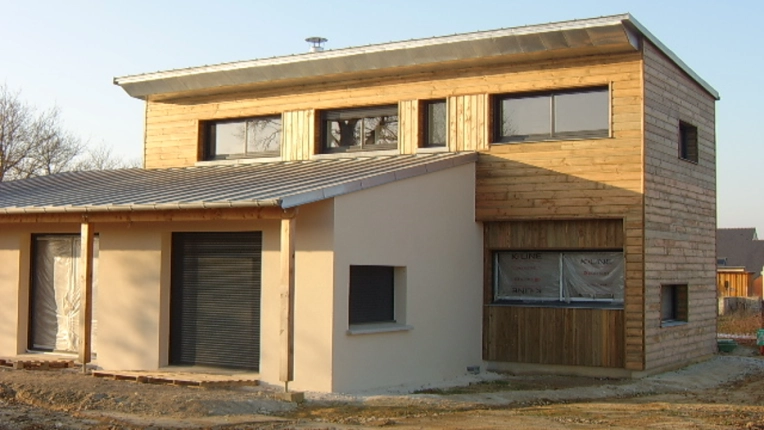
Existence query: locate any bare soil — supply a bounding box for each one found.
[1,347,764,429]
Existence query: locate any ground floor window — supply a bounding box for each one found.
[661,284,688,325]
[348,265,408,327]
[493,251,624,304]
[30,235,99,353]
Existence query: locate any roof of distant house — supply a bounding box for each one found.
[717,228,764,278]
[113,13,718,101]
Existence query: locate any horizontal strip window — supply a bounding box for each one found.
[493,251,624,305]
[494,87,609,143]
[323,105,398,153]
[204,116,281,160]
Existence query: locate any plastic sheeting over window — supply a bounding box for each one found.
[494,251,623,304]
[30,235,99,353]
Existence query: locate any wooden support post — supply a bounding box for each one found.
[78,221,94,373]
[279,216,296,390]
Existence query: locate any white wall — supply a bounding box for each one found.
[331,163,483,393]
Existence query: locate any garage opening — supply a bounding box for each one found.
[170,232,262,370]
[29,235,99,354]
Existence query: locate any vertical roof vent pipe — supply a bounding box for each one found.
[305,37,328,53]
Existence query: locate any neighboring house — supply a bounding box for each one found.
[717,228,764,298]
[0,14,718,393]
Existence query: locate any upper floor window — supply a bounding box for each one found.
[204,116,281,160]
[322,105,398,153]
[679,121,699,163]
[494,87,609,143]
[424,100,447,147]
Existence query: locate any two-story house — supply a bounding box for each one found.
[0,13,718,393]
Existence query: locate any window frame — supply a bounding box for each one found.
[679,121,699,163]
[347,265,408,331]
[423,99,447,148]
[492,250,624,306]
[493,86,610,144]
[660,283,689,326]
[321,105,399,153]
[203,115,282,161]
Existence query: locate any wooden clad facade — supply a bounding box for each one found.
[136,23,716,377]
[642,41,717,370]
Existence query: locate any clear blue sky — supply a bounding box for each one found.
[1,0,761,233]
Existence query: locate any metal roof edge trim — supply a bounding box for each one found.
[622,14,719,100]
[114,14,630,87]
[279,152,478,209]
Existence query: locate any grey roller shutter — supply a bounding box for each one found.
[170,232,262,370]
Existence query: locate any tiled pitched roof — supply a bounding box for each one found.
[0,153,476,214]
[717,228,764,279]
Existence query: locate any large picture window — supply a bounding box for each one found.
[204,115,281,160]
[494,87,609,143]
[323,105,398,153]
[494,251,624,304]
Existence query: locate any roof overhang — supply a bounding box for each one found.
[112,14,718,102]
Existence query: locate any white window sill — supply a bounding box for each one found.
[416,146,449,153]
[346,323,413,336]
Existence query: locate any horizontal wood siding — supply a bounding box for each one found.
[474,56,645,371]
[642,41,717,370]
[484,306,625,367]
[144,53,643,168]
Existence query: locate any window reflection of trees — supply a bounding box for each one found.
[328,115,398,148]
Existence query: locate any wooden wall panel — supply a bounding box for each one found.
[448,94,488,152]
[282,109,315,161]
[642,41,717,371]
[485,219,624,250]
[484,306,625,368]
[716,272,751,298]
[398,100,418,155]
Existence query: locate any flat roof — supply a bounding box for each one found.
[114,13,718,100]
[0,153,476,215]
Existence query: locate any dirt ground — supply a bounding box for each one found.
[1,346,764,429]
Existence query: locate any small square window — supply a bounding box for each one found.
[661,284,688,324]
[423,100,447,147]
[204,115,281,160]
[679,122,698,163]
[349,265,394,325]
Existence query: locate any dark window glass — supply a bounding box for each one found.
[323,106,398,152]
[206,116,281,159]
[661,284,688,323]
[679,121,699,162]
[495,87,609,143]
[349,265,395,325]
[425,100,447,147]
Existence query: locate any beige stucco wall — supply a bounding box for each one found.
[331,162,483,393]
[0,224,80,356]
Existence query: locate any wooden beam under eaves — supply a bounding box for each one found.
[0,207,297,224]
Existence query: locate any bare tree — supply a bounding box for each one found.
[0,84,135,182]
[76,145,142,170]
